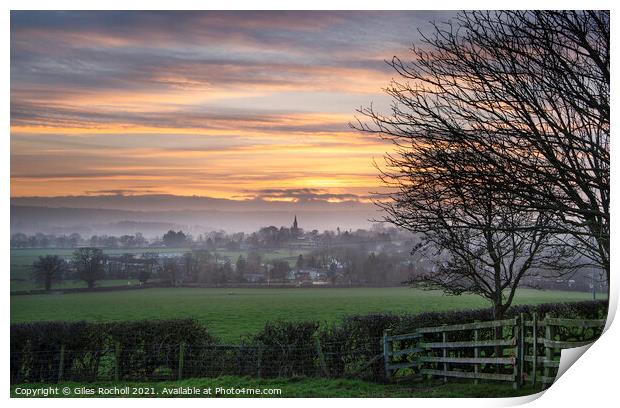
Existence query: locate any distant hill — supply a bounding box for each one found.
[11,194,376,212]
[10,195,382,236]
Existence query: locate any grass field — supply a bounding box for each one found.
[10,376,540,398]
[10,247,308,291]
[10,287,595,342]
[10,279,143,292]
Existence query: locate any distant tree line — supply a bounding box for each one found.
[30,241,597,293]
[11,233,84,249]
[12,224,408,251]
[11,232,148,249]
[29,234,420,291]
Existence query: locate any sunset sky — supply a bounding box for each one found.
[11,11,449,202]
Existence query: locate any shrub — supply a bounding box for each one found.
[250,320,319,378]
[10,319,215,384]
[11,321,106,384]
[107,319,215,380]
[392,300,608,334]
[340,313,401,381]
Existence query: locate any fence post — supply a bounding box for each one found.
[383,330,392,381]
[442,330,447,383]
[532,313,537,386]
[315,336,329,377]
[178,342,186,380]
[513,315,520,390]
[519,313,525,387]
[257,345,263,377]
[114,341,121,381]
[57,344,65,383]
[473,325,479,385]
[543,314,553,389]
[237,344,244,375]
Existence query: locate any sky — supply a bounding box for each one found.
[11,11,451,202]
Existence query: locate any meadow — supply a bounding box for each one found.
[10,287,595,342]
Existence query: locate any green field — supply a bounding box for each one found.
[11,247,308,291]
[10,376,539,398]
[10,287,594,342]
[10,279,144,292]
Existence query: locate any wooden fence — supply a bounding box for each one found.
[384,313,605,389]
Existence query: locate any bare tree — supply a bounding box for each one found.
[368,135,566,318]
[72,248,106,289]
[32,255,66,291]
[140,252,160,284]
[163,258,180,287]
[354,11,609,287]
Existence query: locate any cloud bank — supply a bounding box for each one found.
[11,11,453,200]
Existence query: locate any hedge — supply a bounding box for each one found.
[249,320,320,377]
[10,300,608,384]
[11,319,215,384]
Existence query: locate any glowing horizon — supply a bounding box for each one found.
[11,11,449,202]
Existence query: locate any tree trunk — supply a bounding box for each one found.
[493,302,504,373]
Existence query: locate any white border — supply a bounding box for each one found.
[4,2,618,407]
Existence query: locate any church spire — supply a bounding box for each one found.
[292,215,302,237]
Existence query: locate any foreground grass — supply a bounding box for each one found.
[11,376,540,398]
[10,287,594,342]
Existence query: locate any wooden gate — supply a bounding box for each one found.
[521,314,606,387]
[384,313,605,389]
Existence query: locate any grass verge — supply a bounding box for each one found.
[11,376,540,398]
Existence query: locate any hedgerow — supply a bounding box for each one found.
[11,319,215,383]
[10,300,607,383]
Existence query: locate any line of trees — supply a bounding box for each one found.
[30,243,420,291]
[31,249,106,290]
[354,11,609,319]
[11,232,148,249]
[31,255,65,291]
[11,225,406,250]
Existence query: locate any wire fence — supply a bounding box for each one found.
[11,341,387,384]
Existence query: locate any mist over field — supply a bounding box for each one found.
[11,194,380,236]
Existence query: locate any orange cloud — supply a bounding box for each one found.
[11,11,430,200]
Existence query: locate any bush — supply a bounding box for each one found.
[389,300,607,334]
[10,319,215,384]
[107,319,215,380]
[250,320,319,377]
[11,321,107,384]
[338,313,401,381]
